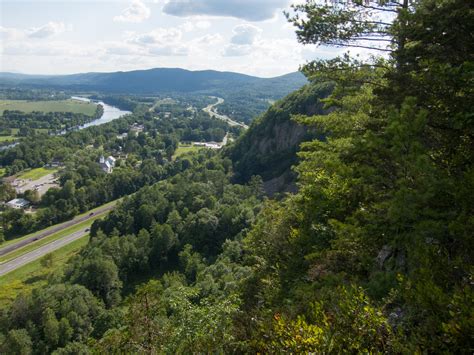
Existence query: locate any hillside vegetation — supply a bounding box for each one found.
[229,81,333,193]
[0,69,307,123]
[0,0,472,353]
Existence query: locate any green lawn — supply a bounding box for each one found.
[0,99,97,116]
[0,235,90,308]
[17,167,58,180]
[173,144,203,159]
[0,135,16,143]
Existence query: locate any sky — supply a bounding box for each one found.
[0,0,343,77]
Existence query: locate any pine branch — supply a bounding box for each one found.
[326,42,393,52]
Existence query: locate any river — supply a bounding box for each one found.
[71,96,131,129]
[0,97,131,151]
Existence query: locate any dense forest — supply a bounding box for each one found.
[0,0,472,353]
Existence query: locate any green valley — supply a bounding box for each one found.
[0,0,472,354]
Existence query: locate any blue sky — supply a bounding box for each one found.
[0,0,342,77]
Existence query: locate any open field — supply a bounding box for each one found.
[0,135,16,143]
[173,144,203,159]
[0,235,90,308]
[0,99,97,115]
[17,167,58,180]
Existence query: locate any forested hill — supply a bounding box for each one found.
[229,80,333,194]
[0,69,306,96]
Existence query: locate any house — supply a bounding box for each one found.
[99,155,116,173]
[194,142,221,149]
[6,198,30,209]
[130,123,145,135]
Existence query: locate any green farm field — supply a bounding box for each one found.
[173,144,203,159]
[0,136,16,143]
[17,167,58,180]
[0,99,97,115]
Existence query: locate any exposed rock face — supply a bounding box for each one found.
[376,245,407,272]
[376,245,393,269]
[262,170,298,197]
[229,81,333,195]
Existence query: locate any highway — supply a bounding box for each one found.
[203,97,249,129]
[0,227,89,277]
[0,202,116,258]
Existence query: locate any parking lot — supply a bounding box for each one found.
[13,173,59,197]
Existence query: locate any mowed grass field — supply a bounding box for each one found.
[0,99,97,116]
[0,135,16,143]
[17,167,58,180]
[173,144,203,159]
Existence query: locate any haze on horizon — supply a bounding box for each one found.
[0,0,344,78]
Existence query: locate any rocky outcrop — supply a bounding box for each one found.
[229,81,333,195]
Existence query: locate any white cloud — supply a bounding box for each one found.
[114,0,151,23]
[222,24,262,57]
[120,28,191,57]
[163,0,289,21]
[1,41,95,57]
[27,22,70,39]
[230,24,262,45]
[128,28,183,46]
[180,22,195,32]
[148,45,189,56]
[222,44,253,57]
[0,26,23,42]
[193,33,223,46]
[195,20,211,29]
[105,42,144,56]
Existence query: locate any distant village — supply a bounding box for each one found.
[1,121,228,211]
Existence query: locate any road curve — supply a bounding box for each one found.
[203,97,249,129]
[0,203,116,257]
[0,228,89,277]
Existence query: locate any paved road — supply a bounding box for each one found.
[0,202,116,257]
[203,97,249,129]
[0,228,89,277]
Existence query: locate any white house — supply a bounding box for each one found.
[99,155,116,173]
[194,142,221,149]
[6,198,30,209]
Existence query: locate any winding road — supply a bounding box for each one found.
[203,97,249,129]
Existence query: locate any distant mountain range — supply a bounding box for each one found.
[0,68,307,96]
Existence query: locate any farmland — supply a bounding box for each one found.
[0,99,97,115]
[17,167,58,180]
[172,144,203,159]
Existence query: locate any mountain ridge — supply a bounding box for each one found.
[0,68,307,96]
